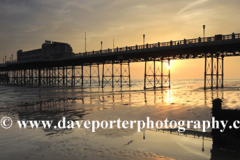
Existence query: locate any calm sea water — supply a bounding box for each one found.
[0,79,240,160]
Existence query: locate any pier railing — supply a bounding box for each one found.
[73,32,240,58]
[2,33,240,65]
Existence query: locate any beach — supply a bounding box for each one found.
[1,79,240,159]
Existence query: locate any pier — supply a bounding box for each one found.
[0,32,240,89]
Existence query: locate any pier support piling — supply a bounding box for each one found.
[144,58,170,90]
[102,61,131,88]
[204,53,224,90]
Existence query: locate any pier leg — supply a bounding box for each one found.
[90,64,92,87]
[216,54,219,89]
[81,64,84,87]
[98,64,100,86]
[88,64,100,87]
[34,69,37,86]
[144,60,146,90]
[13,70,15,85]
[73,66,82,86]
[58,67,60,86]
[6,70,9,84]
[112,62,114,88]
[204,54,207,90]
[66,66,68,86]
[23,69,26,85]
[17,70,19,85]
[38,68,41,86]
[120,62,122,87]
[144,59,170,89]
[62,66,65,86]
[102,61,130,88]
[128,61,131,87]
[54,67,57,86]
[51,67,53,86]
[221,55,224,88]
[161,59,163,88]
[46,68,49,85]
[0,70,1,84]
[154,58,156,89]
[31,69,33,86]
[204,53,224,90]
[20,70,22,85]
[168,58,171,88]
[102,63,104,88]
[211,54,213,90]
[72,66,75,87]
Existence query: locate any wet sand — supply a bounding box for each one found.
[0,79,240,159]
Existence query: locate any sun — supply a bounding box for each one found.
[167,60,174,70]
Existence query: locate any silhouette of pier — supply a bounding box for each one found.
[1,32,240,89]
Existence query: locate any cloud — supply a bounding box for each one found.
[177,0,208,14]
[0,0,240,59]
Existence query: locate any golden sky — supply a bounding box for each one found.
[1,0,240,79]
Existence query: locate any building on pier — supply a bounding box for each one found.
[17,41,74,62]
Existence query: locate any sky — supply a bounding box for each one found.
[1,0,240,79]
